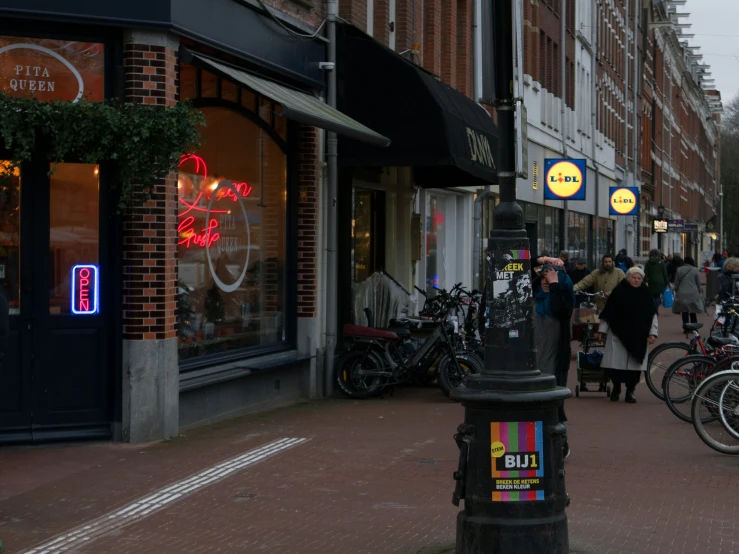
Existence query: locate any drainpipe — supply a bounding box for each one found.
[592,1,599,265]
[633,1,639,255]
[473,0,482,102]
[473,189,494,290]
[561,0,568,253]
[324,0,338,396]
[623,0,629,254]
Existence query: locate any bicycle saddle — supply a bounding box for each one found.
[682,322,704,331]
[708,335,736,347]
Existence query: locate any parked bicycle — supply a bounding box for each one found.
[336,284,483,399]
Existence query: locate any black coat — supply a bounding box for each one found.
[568,267,590,287]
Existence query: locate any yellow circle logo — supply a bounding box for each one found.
[545,161,584,198]
[610,188,638,215]
[491,441,506,458]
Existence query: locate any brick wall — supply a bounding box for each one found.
[455,0,472,98]
[122,42,178,341]
[373,0,390,45]
[339,0,368,29]
[297,125,319,317]
[262,0,326,28]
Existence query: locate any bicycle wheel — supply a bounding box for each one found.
[335,350,388,399]
[438,353,484,399]
[663,355,716,423]
[646,342,692,401]
[692,369,739,455]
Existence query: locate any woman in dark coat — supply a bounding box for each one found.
[598,267,658,403]
[672,256,704,324]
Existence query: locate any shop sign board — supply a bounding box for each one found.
[544,158,587,200]
[0,36,104,102]
[71,264,99,315]
[608,187,639,216]
[684,222,700,233]
[653,219,668,233]
[667,219,685,232]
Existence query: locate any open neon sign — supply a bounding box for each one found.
[177,154,252,249]
[71,264,99,315]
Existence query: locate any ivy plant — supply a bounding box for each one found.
[0,93,204,210]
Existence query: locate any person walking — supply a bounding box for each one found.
[598,267,658,403]
[533,262,575,458]
[672,256,704,325]
[573,254,626,310]
[718,249,729,272]
[644,249,669,312]
[568,259,590,306]
[615,249,634,272]
[667,254,682,284]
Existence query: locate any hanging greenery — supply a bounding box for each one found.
[0,93,204,210]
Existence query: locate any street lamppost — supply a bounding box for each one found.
[720,184,724,252]
[451,0,570,552]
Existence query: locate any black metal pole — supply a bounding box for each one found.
[451,0,570,552]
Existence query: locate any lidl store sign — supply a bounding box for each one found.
[609,187,639,216]
[543,159,587,200]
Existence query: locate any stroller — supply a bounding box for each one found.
[571,293,610,397]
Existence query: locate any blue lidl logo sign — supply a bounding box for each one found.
[543,158,587,200]
[609,187,640,216]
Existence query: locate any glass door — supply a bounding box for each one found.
[0,161,110,443]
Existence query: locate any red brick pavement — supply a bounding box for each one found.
[0,308,737,554]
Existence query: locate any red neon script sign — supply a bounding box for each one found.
[71,264,99,315]
[177,154,252,249]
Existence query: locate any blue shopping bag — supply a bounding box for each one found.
[663,286,673,308]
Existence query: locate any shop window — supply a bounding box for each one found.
[352,189,385,283]
[221,79,238,103]
[0,161,20,315]
[425,194,459,295]
[177,107,287,361]
[49,164,100,315]
[180,64,197,100]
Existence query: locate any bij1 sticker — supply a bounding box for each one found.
[609,187,640,216]
[490,421,545,502]
[543,159,587,201]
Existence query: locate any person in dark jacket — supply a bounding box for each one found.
[533,262,575,458]
[568,260,591,306]
[615,249,634,272]
[644,248,669,312]
[668,255,683,284]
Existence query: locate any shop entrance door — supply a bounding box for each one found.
[0,162,111,443]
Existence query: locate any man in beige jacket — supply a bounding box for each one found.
[573,254,625,310]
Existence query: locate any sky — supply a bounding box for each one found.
[684,0,739,105]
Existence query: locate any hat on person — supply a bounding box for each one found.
[625,266,645,279]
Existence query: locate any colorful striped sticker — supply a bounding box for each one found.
[490,421,545,502]
[510,250,530,260]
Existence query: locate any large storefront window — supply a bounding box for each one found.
[566,211,590,263]
[177,102,287,361]
[595,217,616,263]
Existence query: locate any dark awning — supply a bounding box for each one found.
[336,24,498,188]
[182,49,390,147]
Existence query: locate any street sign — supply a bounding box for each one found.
[667,219,685,232]
[653,219,668,233]
[608,187,639,216]
[544,159,587,200]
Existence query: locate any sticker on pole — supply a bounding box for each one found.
[490,421,545,502]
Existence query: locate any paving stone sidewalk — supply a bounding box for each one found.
[0,308,737,553]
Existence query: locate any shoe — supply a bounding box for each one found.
[563,439,571,460]
[625,390,636,404]
[610,390,620,401]
[580,382,589,392]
